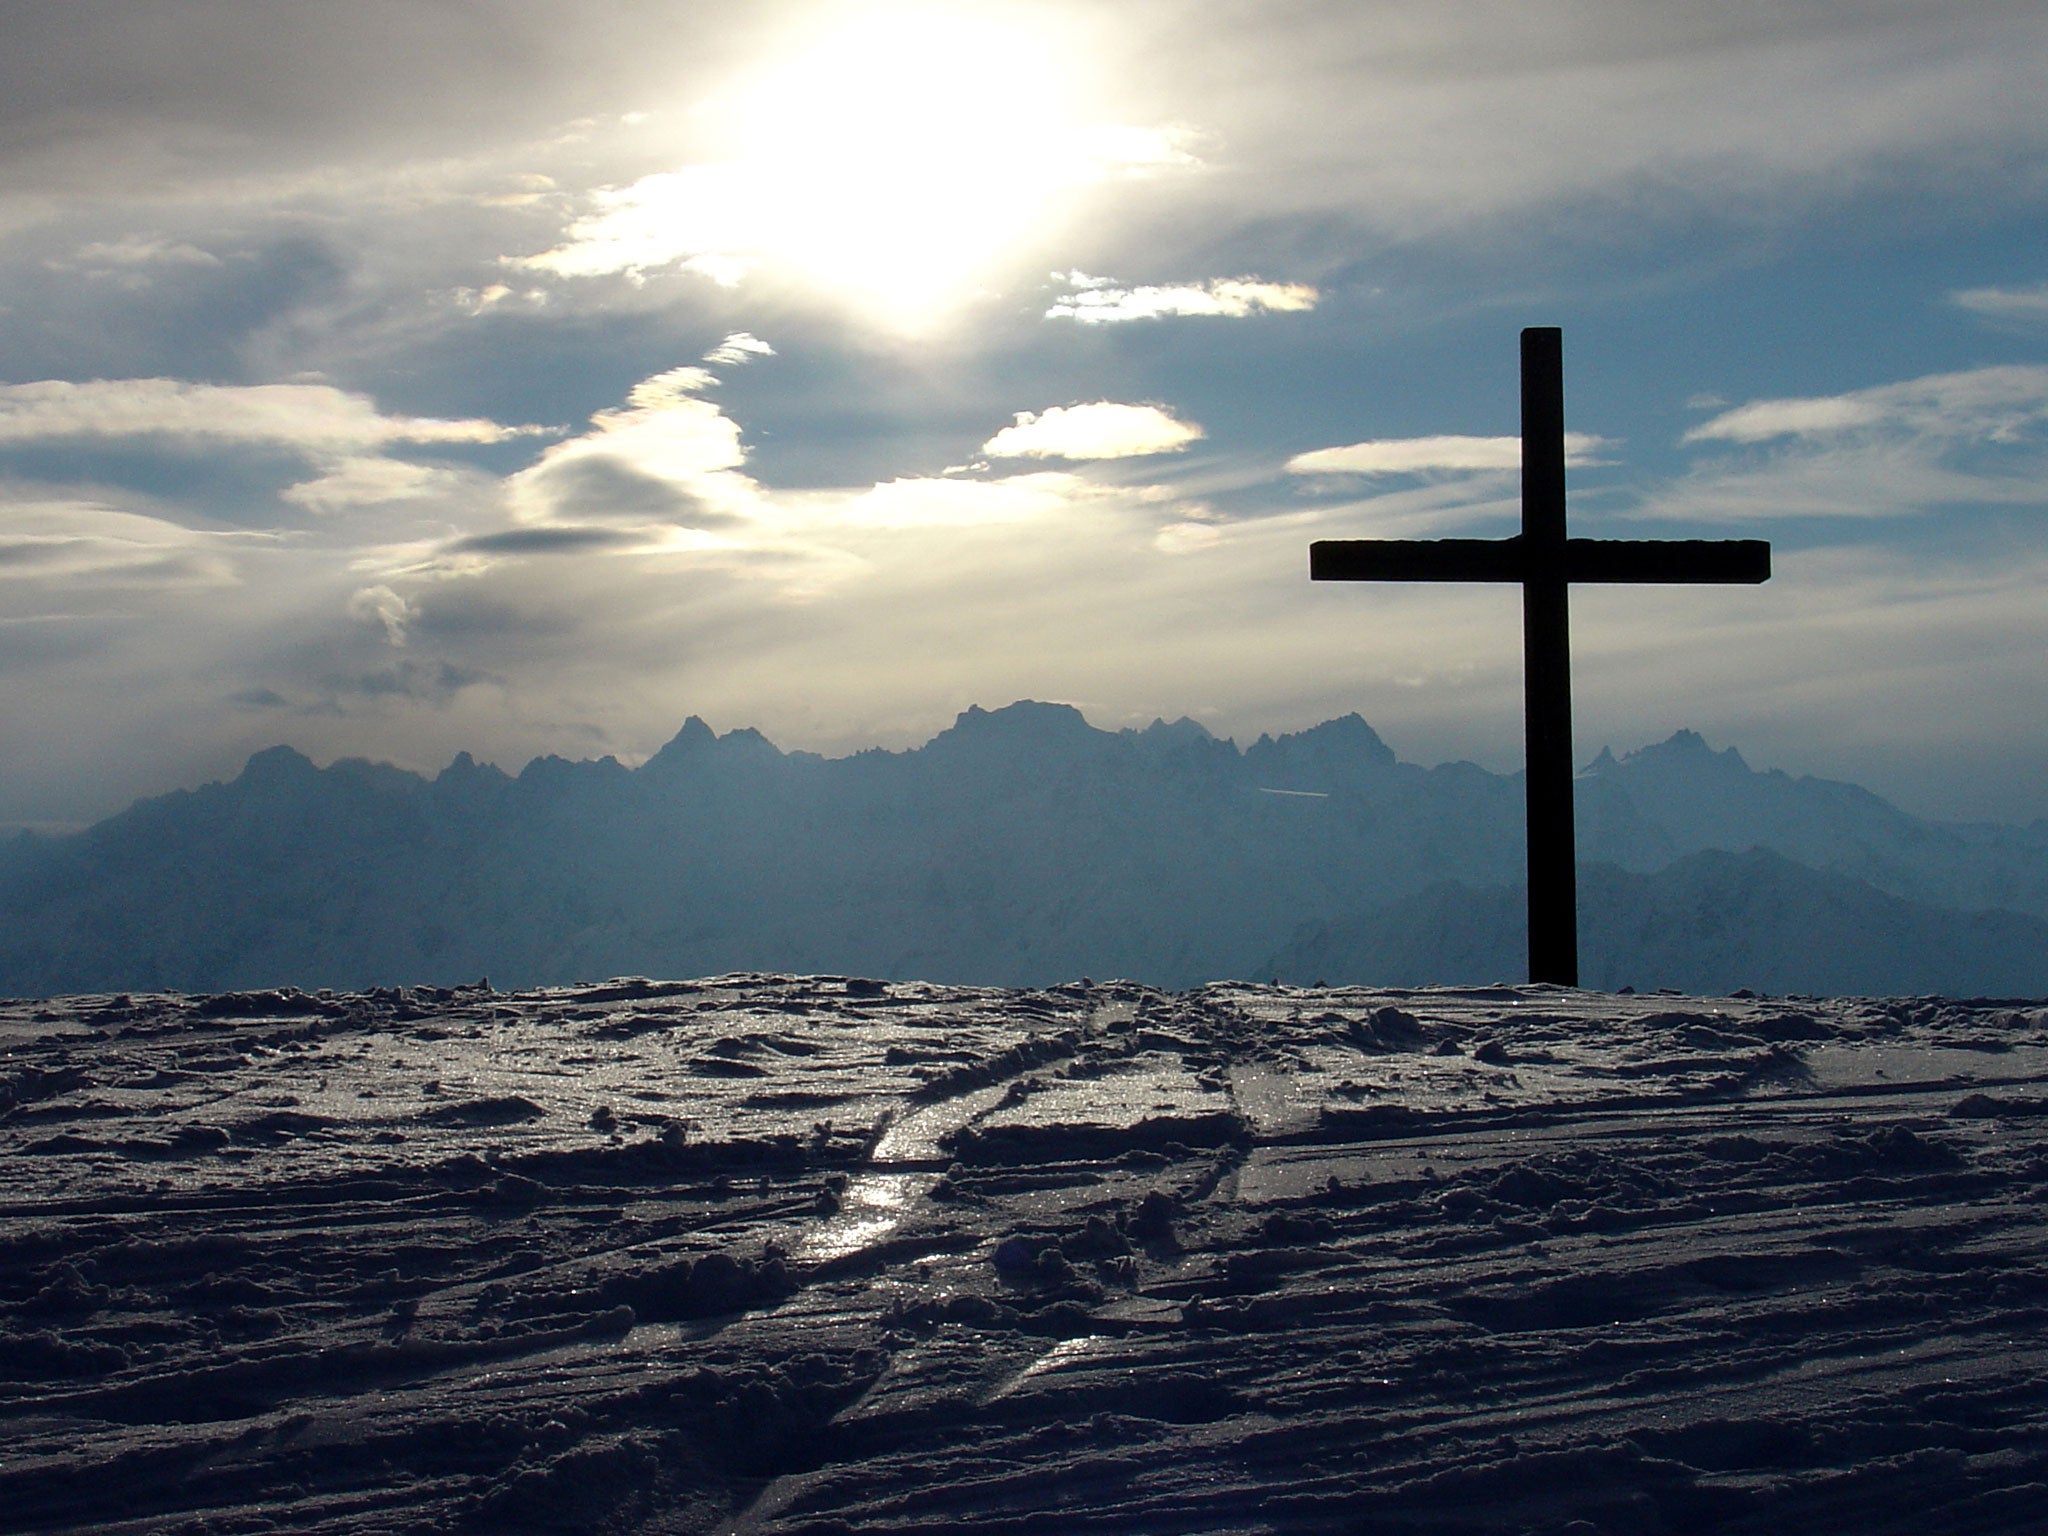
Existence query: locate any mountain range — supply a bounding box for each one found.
[1,701,2042,998]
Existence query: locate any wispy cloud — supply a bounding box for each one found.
[1288,433,1611,476]
[0,378,537,450]
[627,368,719,406]
[347,584,413,647]
[449,525,643,556]
[512,167,760,286]
[506,366,752,531]
[839,472,1104,528]
[319,658,491,708]
[0,499,248,588]
[982,402,1204,460]
[1131,8,2048,242]
[0,379,544,513]
[702,331,774,366]
[1641,442,2043,523]
[66,237,223,273]
[1682,366,2048,444]
[1646,364,2048,522]
[283,458,470,513]
[1046,272,1317,324]
[1949,282,2048,324]
[506,81,1198,321]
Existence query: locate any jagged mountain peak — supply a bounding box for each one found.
[641,715,719,771]
[946,699,1094,735]
[925,701,1104,764]
[516,752,630,788]
[1135,715,1218,743]
[1617,729,1751,775]
[237,743,319,785]
[1280,712,1394,759]
[1244,712,1398,786]
[639,717,789,779]
[436,751,510,785]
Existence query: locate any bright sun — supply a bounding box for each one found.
[526,5,1187,326]
[714,6,1090,317]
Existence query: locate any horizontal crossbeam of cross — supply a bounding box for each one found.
[1310,538,1770,585]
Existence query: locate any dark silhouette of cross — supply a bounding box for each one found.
[1310,328,1770,986]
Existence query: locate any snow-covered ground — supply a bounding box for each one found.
[3,977,2046,1533]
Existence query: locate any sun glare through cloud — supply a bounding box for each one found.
[521,4,1194,326]
[714,6,1109,320]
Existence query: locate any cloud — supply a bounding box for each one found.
[1154,520,1223,554]
[449,281,550,316]
[982,402,1205,460]
[0,378,536,449]
[507,366,753,529]
[331,659,489,703]
[1641,364,2048,522]
[702,331,774,366]
[1100,6,2048,243]
[1950,282,2048,324]
[628,368,718,405]
[282,457,468,512]
[516,456,741,529]
[3,4,2043,275]
[347,584,413,646]
[68,237,223,272]
[0,498,249,588]
[839,473,1100,528]
[501,7,1204,326]
[1068,124,1205,178]
[0,2,789,206]
[1045,274,1318,324]
[0,378,546,515]
[449,525,644,556]
[1288,432,1612,476]
[512,167,757,285]
[1683,366,2048,445]
[1641,442,2043,524]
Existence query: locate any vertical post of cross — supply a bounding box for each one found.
[1520,327,1577,986]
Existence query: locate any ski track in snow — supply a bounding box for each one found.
[2,977,2047,1534]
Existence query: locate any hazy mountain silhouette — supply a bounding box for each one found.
[1269,848,2048,997]
[0,701,2042,997]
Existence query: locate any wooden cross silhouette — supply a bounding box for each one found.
[1310,328,1770,986]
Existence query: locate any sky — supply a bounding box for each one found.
[2,0,2046,832]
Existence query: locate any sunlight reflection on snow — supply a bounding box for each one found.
[797,1172,935,1262]
[985,1335,1114,1401]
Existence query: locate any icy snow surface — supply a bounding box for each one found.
[3,976,2047,1533]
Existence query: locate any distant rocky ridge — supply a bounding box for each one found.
[1273,848,2048,997]
[1,701,2043,997]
